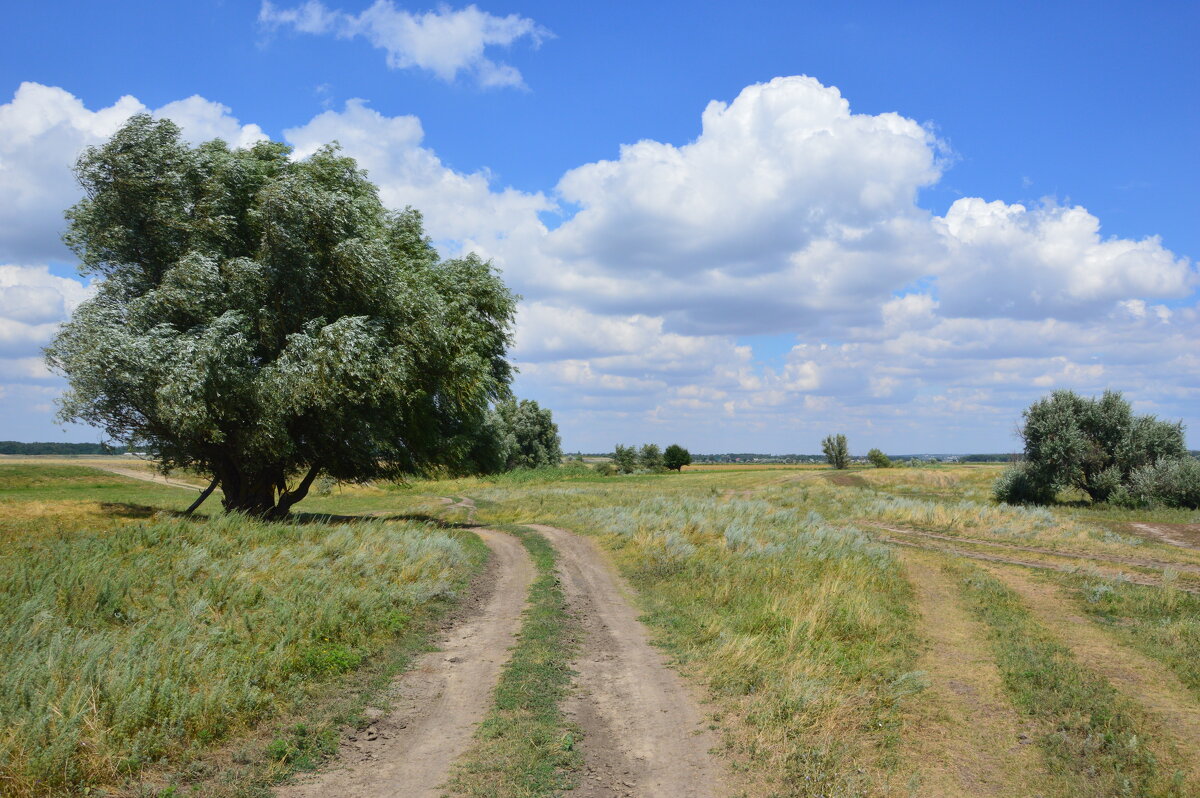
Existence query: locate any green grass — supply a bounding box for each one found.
[445,525,580,796]
[949,562,1185,797]
[1061,574,1200,703]
[437,476,922,797]
[0,509,481,797]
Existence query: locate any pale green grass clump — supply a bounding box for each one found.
[0,513,472,796]
[575,495,920,796]
[866,494,1154,550]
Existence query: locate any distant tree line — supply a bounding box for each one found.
[601,443,691,474]
[0,441,119,455]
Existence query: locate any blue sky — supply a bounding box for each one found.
[1,1,1197,452]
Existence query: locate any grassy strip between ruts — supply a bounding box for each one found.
[947,561,1188,797]
[444,524,580,797]
[1058,573,1200,704]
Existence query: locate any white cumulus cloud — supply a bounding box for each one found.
[259,1,550,88]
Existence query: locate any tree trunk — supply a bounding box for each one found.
[217,463,321,519]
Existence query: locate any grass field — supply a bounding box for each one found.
[2,458,1198,796]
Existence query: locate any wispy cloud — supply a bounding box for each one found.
[259,1,550,88]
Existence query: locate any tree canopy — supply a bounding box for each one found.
[822,434,849,469]
[495,398,562,470]
[866,448,892,468]
[994,390,1196,507]
[663,444,692,471]
[47,115,517,517]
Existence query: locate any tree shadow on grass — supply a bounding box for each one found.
[98,502,162,519]
[287,510,477,530]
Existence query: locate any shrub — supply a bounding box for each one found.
[1119,457,1200,509]
[992,461,1058,505]
[866,448,892,468]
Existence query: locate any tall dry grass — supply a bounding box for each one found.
[0,512,473,796]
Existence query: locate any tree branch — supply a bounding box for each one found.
[185,477,220,515]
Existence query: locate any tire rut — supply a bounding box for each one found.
[276,528,534,798]
[527,524,730,798]
[895,550,1053,797]
[984,562,1200,790]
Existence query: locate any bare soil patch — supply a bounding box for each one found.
[528,524,731,798]
[85,462,206,492]
[276,528,534,798]
[1126,522,1200,550]
[895,550,1052,797]
[985,562,1200,790]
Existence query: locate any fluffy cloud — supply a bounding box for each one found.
[0,79,1196,451]
[0,83,266,263]
[259,1,550,88]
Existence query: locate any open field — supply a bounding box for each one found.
[2,459,1199,796]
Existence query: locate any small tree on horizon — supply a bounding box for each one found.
[639,443,664,471]
[612,444,637,474]
[867,448,892,468]
[821,434,850,469]
[663,444,692,471]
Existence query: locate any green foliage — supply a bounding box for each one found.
[47,115,516,517]
[638,443,664,472]
[992,460,1059,504]
[663,443,692,471]
[821,433,850,469]
[495,398,563,471]
[1005,390,1191,507]
[866,448,892,468]
[612,444,638,474]
[1112,456,1200,509]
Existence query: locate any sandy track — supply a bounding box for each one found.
[277,528,534,798]
[896,551,1051,797]
[528,524,729,798]
[986,563,1200,790]
[86,462,207,492]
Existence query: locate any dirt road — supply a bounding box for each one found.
[277,528,535,798]
[529,524,730,798]
[86,462,207,492]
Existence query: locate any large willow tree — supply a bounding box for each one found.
[47,115,516,517]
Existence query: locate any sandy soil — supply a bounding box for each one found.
[895,551,1053,797]
[85,462,207,492]
[528,523,731,798]
[987,562,1200,790]
[276,528,535,798]
[1127,522,1200,550]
